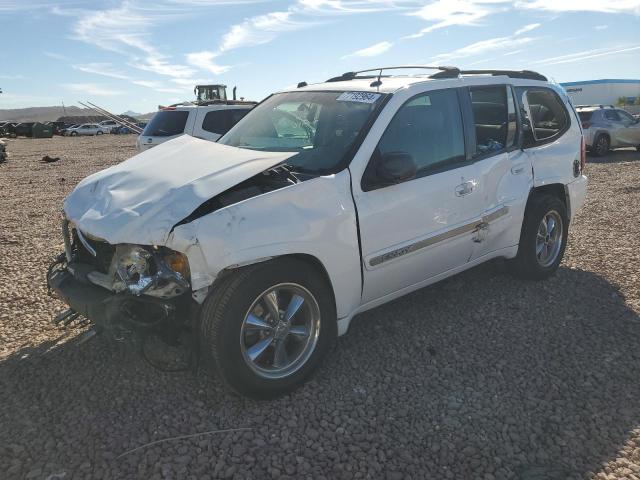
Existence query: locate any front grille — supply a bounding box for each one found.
[72,230,115,273]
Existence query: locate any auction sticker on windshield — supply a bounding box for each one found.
[336,92,381,103]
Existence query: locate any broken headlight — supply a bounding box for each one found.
[112,245,190,298]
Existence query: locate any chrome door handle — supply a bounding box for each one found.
[455,180,477,197]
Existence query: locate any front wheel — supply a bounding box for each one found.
[509,194,568,280]
[70,131,78,136]
[96,131,103,135]
[200,258,336,399]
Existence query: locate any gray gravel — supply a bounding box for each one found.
[1,136,640,480]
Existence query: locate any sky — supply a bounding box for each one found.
[0,0,639,114]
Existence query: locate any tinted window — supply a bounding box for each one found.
[618,110,636,123]
[604,110,621,121]
[526,89,569,141]
[142,111,189,137]
[229,109,249,125]
[202,110,227,135]
[578,111,594,122]
[469,86,509,156]
[375,89,465,178]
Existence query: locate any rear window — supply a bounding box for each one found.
[578,111,593,122]
[142,111,189,137]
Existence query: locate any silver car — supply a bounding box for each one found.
[65,124,107,136]
[577,105,640,156]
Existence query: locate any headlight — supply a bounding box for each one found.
[113,245,190,297]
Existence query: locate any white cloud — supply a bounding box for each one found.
[533,44,640,65]
[433,34,535,63]
[342,41,394,58]
[0,74,23,79]
[62,83,122,96]
[516,0,640,14]
[73,63,131,80]
[186,51,231,75]
[219,11,307,52]
[43,51,70,61]
[595,24,609,29]
[406,0,510,39]
[514,23,541,35]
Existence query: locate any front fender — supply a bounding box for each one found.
[167,169,362,319]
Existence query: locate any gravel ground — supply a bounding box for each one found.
[1,136,640,480]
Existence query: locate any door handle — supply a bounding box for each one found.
[455,180,477,197]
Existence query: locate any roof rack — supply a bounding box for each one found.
[326,66,458,83]
[325,66,547,84]
[574,104,615,109]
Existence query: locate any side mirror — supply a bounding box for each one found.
[374,151,417,186]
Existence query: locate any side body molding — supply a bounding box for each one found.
[166,169,362,319]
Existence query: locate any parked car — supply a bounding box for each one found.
[49,67,587,399]
[98,120,120,133]
[64,124,106,136]
[576,105,640,155]
[136,103,254,151]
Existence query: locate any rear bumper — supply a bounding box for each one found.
[567,174,588,221]
[48,265,188,334]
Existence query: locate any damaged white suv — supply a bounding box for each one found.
[48,67,587,398]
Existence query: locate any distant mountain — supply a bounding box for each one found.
[120,110,142,117]
[0,106,157,123]
[0,106,91,123]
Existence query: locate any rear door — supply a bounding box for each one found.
[354,88,484,304]
[464,84,533,260]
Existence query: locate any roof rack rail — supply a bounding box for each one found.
[326,65,459,83]
[457,69,547,81]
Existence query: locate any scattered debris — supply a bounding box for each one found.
[0,139,7,163]
[41,155,60,163]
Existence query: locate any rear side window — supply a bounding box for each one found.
[374,89,466,179]
[142,111,189,137]
[468,86,517,156]
[202,110,227,135]
[202,109,250,135]
[524,89,569,142]
[578,111,593,122]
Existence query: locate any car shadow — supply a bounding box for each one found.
[1,262,640,479]
[587,147,639,164]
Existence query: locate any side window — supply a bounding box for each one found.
[373,89,465,180]
[202,110,228,135]
[469,85,512,156]
[604,110,621,122]
[617,109,636,124]
[229,109,249,126]
[525,89,569,141]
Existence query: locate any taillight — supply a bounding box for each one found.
[580,136,586,173]
[582,121,591,129]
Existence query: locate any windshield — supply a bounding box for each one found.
[219,91,386,173]
[142,110,189,137]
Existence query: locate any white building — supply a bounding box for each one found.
[560,79,640,113]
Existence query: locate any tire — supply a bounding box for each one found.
[96,131,103,135]
[509,194,568,280]
[199,258,336,399]
[636,146,640,152]
[70,131,78,136]
[592,134,609,157]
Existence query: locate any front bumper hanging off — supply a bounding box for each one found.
[48,262,190,340]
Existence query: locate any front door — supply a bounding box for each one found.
[614,109,640,146]
[354,88,484,304]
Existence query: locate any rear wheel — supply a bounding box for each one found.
[70,131,78,136]
[593,134,609,157]
[96,131,103,135]
[199,258,336,399]
[509,194,568,280]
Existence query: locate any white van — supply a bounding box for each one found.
[136,103,255,151]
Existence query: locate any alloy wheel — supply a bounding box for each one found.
[536,210,563,268]
[240,283,321,379]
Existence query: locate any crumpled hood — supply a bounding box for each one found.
[63,135,295,245]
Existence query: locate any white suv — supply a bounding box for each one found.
[136,103,255,151]
[49,67,587,398]
[576,105,640,156]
